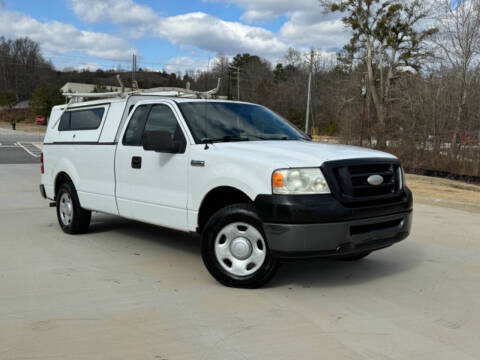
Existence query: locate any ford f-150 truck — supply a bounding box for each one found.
[40,93,412,288]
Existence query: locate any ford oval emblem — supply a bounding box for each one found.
[367,175,384,186]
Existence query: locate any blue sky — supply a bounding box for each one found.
[0,0,347,73]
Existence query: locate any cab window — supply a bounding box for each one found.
[144,105,179,138]
[123,105,149,146]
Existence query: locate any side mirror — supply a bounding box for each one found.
[143,131,184,153]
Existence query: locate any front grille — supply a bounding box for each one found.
[322,158,403,207]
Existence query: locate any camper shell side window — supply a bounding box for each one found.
[58,107,105,131]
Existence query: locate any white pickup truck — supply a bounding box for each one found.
[40,93,412,287]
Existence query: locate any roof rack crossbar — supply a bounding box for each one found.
[62,78,222,101]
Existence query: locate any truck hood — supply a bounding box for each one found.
[211,140,396,168]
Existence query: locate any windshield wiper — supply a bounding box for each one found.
[245,134,291,141]
[201,135,251,143]
[201,135,250,149]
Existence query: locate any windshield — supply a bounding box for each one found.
[177,102,308,143]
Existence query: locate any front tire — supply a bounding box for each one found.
[201,204,278,288]
[56,182,91,234]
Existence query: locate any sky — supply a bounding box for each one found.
[0,0,349,73]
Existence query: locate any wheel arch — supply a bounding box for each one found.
[54,171,74,200]
[197,186,254,234]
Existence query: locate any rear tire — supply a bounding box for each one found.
[201,204,278,288]
[56,182,91,234]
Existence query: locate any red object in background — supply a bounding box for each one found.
[36,115,45,125]
[450,132,471,143]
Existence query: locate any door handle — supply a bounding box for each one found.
[131,156,142,169]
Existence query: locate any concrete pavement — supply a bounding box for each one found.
[0,164,479,360]
[0,128,43,164]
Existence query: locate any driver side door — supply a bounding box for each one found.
[115,103,190,231]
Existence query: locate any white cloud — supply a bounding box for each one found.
[156,12,288,57]
[73,63,101,71]
[70,0,290,57]
[69,0,158,37]
[207,0,349,51]
[206,0,318,22]
[0,10,135,61]
[279,15,348,50]
[164,56,210,74]
[68,0,349,62]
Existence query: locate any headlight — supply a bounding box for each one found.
[272,168,330,194]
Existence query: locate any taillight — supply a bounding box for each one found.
[40,152,44,174]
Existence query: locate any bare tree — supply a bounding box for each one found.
[434,0,480,158]
[320,0,437,147]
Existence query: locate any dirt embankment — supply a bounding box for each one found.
[406,173,480,212]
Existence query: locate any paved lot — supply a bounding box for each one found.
[0,164,479,360]
[0,129,43,164]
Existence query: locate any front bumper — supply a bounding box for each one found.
[254,187,413,259]
[264,211,411,259]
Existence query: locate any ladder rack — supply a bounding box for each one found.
[63,78,222,101]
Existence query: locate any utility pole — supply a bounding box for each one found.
[237,66,240,101]
[360,73,367,146]
[305,48,314,135]
[228,68,232,100]
[132,53,137,86]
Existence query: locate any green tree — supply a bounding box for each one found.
[0,91,17,111]
[320,0,437,147]
[29,84,65,118]
[0,91,18,128]
[273,64,287,83]
[231,53,262,68]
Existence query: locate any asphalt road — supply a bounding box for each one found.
[0,128,43,164]
[1,164,479,360]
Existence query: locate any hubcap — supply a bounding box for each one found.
[230,237,252,260]
[214,222,266,277]
[59,192,73,226]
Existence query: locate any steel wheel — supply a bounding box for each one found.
[59,192,73,226]
[214,222,267,277]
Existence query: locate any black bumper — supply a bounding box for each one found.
[254,187,413,259]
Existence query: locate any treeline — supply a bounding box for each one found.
[1,0,480,177]
[192,51,480,177]
[0,36,188,102]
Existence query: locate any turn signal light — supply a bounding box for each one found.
[40,152,44,174]
[272,171,284,189]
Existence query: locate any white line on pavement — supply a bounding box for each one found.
[32,142,43,150]
[15,142,40,158]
